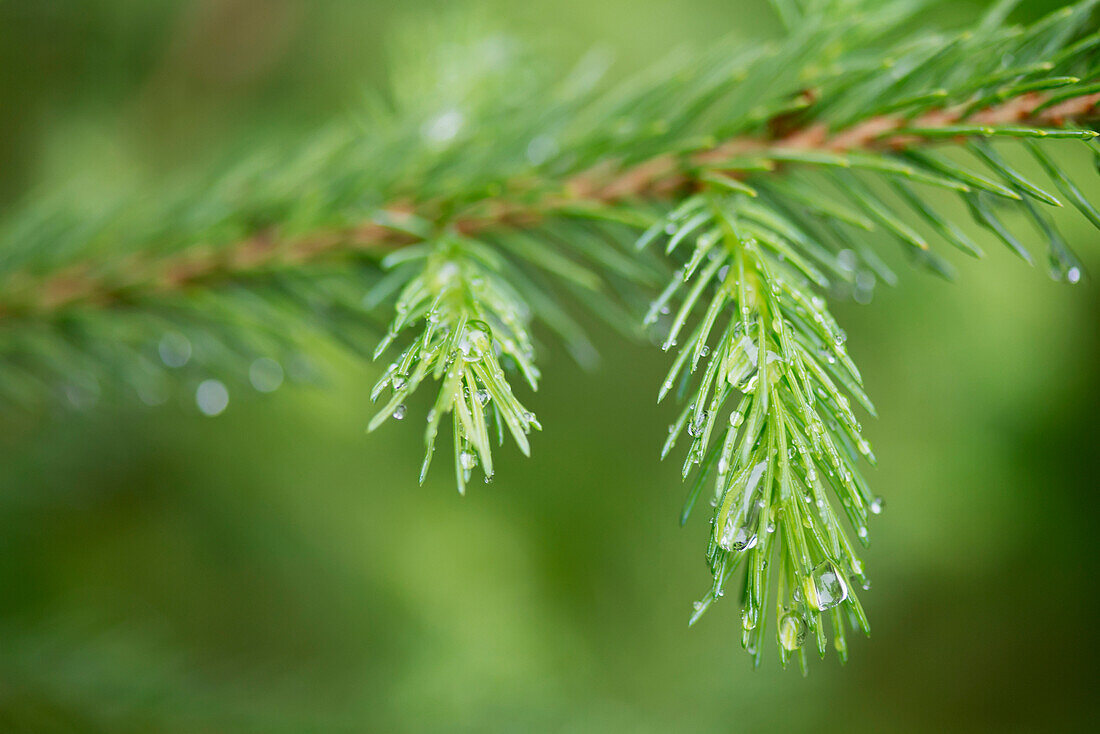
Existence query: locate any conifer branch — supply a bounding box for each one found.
[4,0,1100,671]
[3,89,1097,318]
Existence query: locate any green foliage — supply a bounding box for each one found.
[368,235,545,492]
[638,194,875,669]
[3,0,1100,670]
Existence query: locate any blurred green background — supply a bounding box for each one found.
[1,1,1097,731]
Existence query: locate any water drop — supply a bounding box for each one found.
[393,404,407,420]
[745,460,767,495]
[475,389,491,406]
[870,496,885,514]
[422,108,465,146]
[857,526,868,539]
[854,270,875,304]
[837,249,857,273]
[159,332,192,368]
[742,608,757,631]
[249,358,284,393]
[458,320,493,362]
[719,522,758,552]
[805,561,849,611]
[459,450,478,471]
[196,379,229,417]
[1067,266,1082,284]
[687,411,709,437]
[779,612,807,651]
[391,374,408,390]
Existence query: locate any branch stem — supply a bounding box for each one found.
[3,90,1097,319]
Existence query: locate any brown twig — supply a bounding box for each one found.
[3,90,1099,318]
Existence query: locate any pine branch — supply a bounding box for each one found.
[3,89,1097,318]
[4,0,1100,670]
[366,235,545,492]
